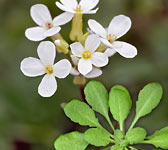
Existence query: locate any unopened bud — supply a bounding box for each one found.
[73,75,86,85]
[55,40,69,54]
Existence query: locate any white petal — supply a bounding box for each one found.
[85,34,100,52]
[80,0,99,11]
[104,48,116,57]
[113,41,137,58]
[56,2,75,13]
[78,59,92,75]
[60,0,78,9]
[53,12,73,26]
[91,52,108,67]
[38,74,57,97]
[71,55,79,65]
[25,27,46,41]
[70,67,80,76]
[70,42,84,57]
[88,19,107,38]
[43,27,61,37]
[85,68,102,78]
[100,38,113,48]
[83,8,99,14]
[108,15,131,39]
[31,4,52,27]
[53,59,71,78]
[37,41,56,66]
[20,57,45,77]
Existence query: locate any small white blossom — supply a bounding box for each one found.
[20,41,71,97]
[88,15,137,58]
[70,55,102,78]
[70,34,108,75]
[56,0,99,14]
[25,4,73,41]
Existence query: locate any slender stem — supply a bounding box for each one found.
[103,146,111,150]
[129,146,139,150]
[106,116,115,132]
[128,117,138,131]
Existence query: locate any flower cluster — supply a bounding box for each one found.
[21,0,138,97]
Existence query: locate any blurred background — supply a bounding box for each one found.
[0,0,168,149]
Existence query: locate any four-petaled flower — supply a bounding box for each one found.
[88,15,138,58]
[25,4,73,41]
[70,55,102,78]
[56,0,99,14]
[70,34,108,75]
[20,41,71,97]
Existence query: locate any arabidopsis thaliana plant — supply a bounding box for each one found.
[56,0,99,14]
[88,15,138,58]
[70,55,102,78]
[25,4,73,41]
[70,34,108,75]
[20,41,71,97]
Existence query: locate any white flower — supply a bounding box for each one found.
[56,0,99,14]
[70,34,108,75]
[70,55,102,78]
[88,15,138,58]
[25,4,73,41]
[20,41,71,97]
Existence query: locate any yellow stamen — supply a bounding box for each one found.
[74,5,83,13]
[45,65,54,74]
[82,50,92,59]
[107,34,117,43]
[45,22,53,29]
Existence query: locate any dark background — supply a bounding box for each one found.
[0,0,168,149]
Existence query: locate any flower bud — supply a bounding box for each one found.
[55,40,69,54]
[73,75,86,85]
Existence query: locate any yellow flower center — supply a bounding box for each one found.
[107,34,117,43]
[74,5,83,13]
[45,22,53,29]
[82,50,92,60]
[45,64,54,75]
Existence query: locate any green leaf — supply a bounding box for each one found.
[148,127,168,139]
[114,129,124,145]
[84,81,109,118]
[145,127,168,149]
[126,127,147,144]
[130,83,163,129]
[111,145,124,150]
[84,81,115,130]
[54,131,88,150]
[64,100,100,127]
[84,128,111,146]
[109,85,132,131]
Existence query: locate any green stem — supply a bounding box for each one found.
[106,115,115,132]
[129,146,139,150]
[128,117,138,131]
[103,146,111,150]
